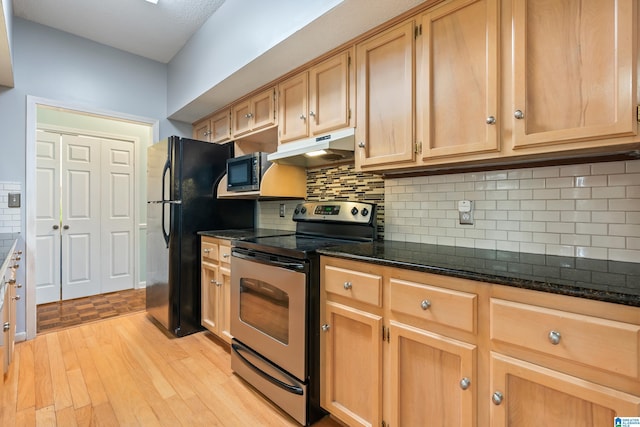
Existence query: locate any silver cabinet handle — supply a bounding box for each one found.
[309,111,315,117]
[486,116,496,125]
[12,295,20,301]
[299,114,306,120]
[492,391,504,405]
[548,330,561,345]
[321,324,330,332]
[343,281,352,290]
[421,299,431,310]
[358,142,365,148]
[460,377,471,390]
[514,110,524,119]
[3,322,9,332]
[222,254,230,258]
[209,279,221,286]
[203,248,210,254]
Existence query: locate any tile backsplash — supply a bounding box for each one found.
[385,159,640,262]
[0,182,22,233]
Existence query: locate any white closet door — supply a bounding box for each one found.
[35,131,61,304]
[60,134,102,300]
[100,138,135,293]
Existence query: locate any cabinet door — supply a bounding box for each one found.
[201,262,220,334]
[390,321,476,427]
[511,0,637,149]
[322,301,383,427]
[309,50,352,136]
[193,119,211,142]
[251,88,277,132]
[356,20,415,169]
[210,109,232,143]
[218,266,232,344]
[490,352,640,426]
[232,100,252,137]
[279,72,309,143]
[418,0,499,160]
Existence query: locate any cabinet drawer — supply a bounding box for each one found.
[490,298,640,379]
[324,265,382,307]
[202,241,219,262]
[219,244,231,267]
[389,278,477,333]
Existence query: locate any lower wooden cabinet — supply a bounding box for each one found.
[320,255,640,426]
[201,237,232,344]
[489,353,640,426]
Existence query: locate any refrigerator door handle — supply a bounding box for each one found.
[161,160,171,247]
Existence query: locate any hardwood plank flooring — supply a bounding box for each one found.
[2,312,344,427]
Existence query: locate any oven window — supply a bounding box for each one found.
[239,278,289,344]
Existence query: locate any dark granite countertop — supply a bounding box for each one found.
[0,233,19,313]
[317,240,640,307]
[197,228,294,240]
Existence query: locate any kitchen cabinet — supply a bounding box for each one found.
[355,19,416,169]
[278,49,354,144]
[232,87,277,139]
[321,254,640,426]
[320,258,480,427]
[193,108,232,143]
[489,290,640,425]
[507,0,637,153]
[201,237,232,344]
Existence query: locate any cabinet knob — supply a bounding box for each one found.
[358,142,365,148]
[459,377,471,390]
[203,249,210,254]
[321,324,330,332]
[222,254,230,258]
[548,330,561,345]
[514,110,524,119]
[12,295,20,301]
[343,281,352,290]
[299,114,306,120]
[3,322,9,332]
[204,130,212,136]
[492,391,504,405]
[420,299,431,310]
[16,283,22,289]
[486,116,496,125]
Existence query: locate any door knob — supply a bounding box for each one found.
[63,225,70,230]
[53,225,59,230]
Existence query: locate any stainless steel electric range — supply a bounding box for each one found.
[230,201,377,426]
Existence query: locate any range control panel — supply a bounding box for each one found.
[292,201,375,224]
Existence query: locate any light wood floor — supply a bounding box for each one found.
[1,312,343,426]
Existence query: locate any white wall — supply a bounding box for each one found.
[385,159,640,262]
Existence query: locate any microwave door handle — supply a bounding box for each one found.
[231,343,304,396]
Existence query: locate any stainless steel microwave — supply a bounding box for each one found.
[226,152,271,192]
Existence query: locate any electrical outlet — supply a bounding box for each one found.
[8,193,20,208]
[458,200,474,225]
[459,211,474,225]
[279,203,286,218]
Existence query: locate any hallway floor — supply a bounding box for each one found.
[36,288,146,334]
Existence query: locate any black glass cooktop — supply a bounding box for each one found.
[234,234,357,259]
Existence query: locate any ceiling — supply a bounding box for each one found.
[12,0,226,63]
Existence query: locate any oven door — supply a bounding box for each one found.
[231,249,308,380]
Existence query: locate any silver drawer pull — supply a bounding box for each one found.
[321,324,330,332]
[548,330,561,345]
[459,377,471,390]
[203,248,210,254]
[222,254,230,258]
[492,391,503,405]
[343,281,352,290]
[421,299,431,310]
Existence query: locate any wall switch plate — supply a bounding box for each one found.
[8,193,20,208]
[279,203,285,218]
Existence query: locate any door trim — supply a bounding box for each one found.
[25,95,159,341]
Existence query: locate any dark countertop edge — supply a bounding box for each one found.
[317,249,640,308]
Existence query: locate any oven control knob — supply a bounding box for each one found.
[294,208,300,214]
[301,207,307,214]
[351,207,359,216]
[361,208,369,217]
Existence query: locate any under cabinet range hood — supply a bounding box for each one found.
[267,127,355,167]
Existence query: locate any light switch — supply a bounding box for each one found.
[8,193,20,208]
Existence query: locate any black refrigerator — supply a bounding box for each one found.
[146,136,255,337]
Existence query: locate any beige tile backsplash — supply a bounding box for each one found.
[385,159,640,262]
[0,182,22,233]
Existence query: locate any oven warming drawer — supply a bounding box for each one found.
[231,339,308,425]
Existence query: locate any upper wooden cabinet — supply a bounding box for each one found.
[192,109,232,143]
[508,0,637,151]
[355,20,416,169]
[279,49,354,144]
[232,87,277,138]
[418,0,500,160]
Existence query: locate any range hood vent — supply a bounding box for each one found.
[267,128,355,168]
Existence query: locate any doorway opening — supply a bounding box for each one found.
[26,97,158,340]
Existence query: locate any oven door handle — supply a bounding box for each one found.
[232,249,306,271]
[231,343,304,396]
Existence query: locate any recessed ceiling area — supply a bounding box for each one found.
[12,0,225,63]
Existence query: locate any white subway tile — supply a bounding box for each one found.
[609,224,640,237]
[627,237,640,250]
[475,181,496,191]
[608,249,640,262]
[475,219,497,230]
[574,175,607,187]
[520,221,545,232]
[560,188,590,200]
[576,199,608,211]
[465,172,486,182]
[486,171,508,181]
[575,246,608,259]
[545,177,574,188]
[560,164,591,176]
[592,186,625,199]
[497,221,520,231]
[592,235,626,248]
[546,222,572,233]
[486,230,508,240]
[520,242,546,254]
[508,231,532,242]
[545,244,575,256]
[533,167,560,178]
[609,198,640,212]
[561,234,591,247]
[519,179,546,189]
[454,182,475,192]
[521,200,545,211]
[626,159,640,173]
[508,211,532,221]
[487,211,509,220]
[509,189,533,200]
[576,222,607,235]
[627,211,640,224]
[497,180,519,190]
[609,173,640,186]
[628,186,640,198]
[533,232,560,244]
[547,200,575,211]
[436,236,456,246]
[486,190,508,200]
[497,240,520,252]
[592,211,626,224]
[533,211,560,222]
[592,161,625,175]
[508,169,533,180]
[533,189,560,200]
[475,240,496,250]
[454,237,475,248]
